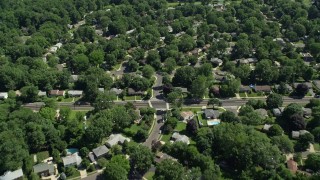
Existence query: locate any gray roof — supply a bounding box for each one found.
[106,134,130,147]
[88,152,95,162]
[0,169,23,180]
[68,90,83,96]
[33,163,55,175]
[38,91,47,96]
[263,124,272,131]
[172,132,190,144]
[110,88,123,95]
[255,108,268,117]
[175,87,188,93]
[272,108,282,116]
[70,75,79,82]
[204,109,216,119]
[303,108,312,116]
[98,88,105,92]
[62,153,82,167]
[92,145,109,158]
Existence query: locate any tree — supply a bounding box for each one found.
[0,131,28,174]
[219,111,240,123]
[73,54,89,73]
[141,65,155,79]
[266,93,283,109]
[20,85,38,103]
[89,49,104,66]
[186,119,198,135]
[296,133,314,151]
[190,76,207,99]
[268,125,283,136]
[271,136,294,153]
[103,162,128,180]
[109,155,130,172]
[312,127,320,143]
[282,103,303,120]
[295,83,309,96]
[127,60,139,72]
[219,78,240,97]
[134,129,148,142]
[207,98,221,109]
[172,66,196,87]
[255,60,278,83]
[164,58,176,74]
[129,145,154,173]
[305,154,320,172]
[289,113,306,131]
[154,159,185,180]
[93,91,116,111]
[80,147,89,157]
[97,158,108,168]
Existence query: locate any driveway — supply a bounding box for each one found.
[152,72,164,100]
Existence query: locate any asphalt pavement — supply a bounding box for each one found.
[143,114,164,148]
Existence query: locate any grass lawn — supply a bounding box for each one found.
[36,151,49,162]
[69,111,87,120]
[168,2,179,7]
[124,96,136,100]
[175,122,186,132]
[67,171,80,179]
[60,97,74,102]
[197,113,208,127]
[136,96,142,100]
[181,107,202,113]
[126,124,141,134]
[161,134,172,143]
[239,92,247,97]
[247,92,264,97]
[144,171,155,180]
[112,63,121,71]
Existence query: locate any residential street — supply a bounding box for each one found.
[143,114,164,148]
[24,96,313,111]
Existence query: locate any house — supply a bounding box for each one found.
[95,29,103,36]
[210,58,223,67]
[272,108,282,117]
[69,75,79,83]
[300,53,313,62]
[33,163,55,177]
[236,58,258,65]
[0,169,23,180]
[106,134,130,148]
[98,88,105,92]
[110,88,123,95]
[239,86,251,93]
[62,152,82,167]
[38,91,47,97]
[180,111,194,121]
[254,85,272,93]
[0,92,8,99]
[204,109,216,119]
[292,130,310,139]
[127,88,145,96]
[273,38,286,46]
[263,124,273,131]
[210,85,220,95]
[255,108,268,117]
[68,90,83,97]
[92,145,109,159]
[49,90,65,97]
[303,108,312,118]
[287,159,298,174]
[171,132,190,144]
[88,152,95,163]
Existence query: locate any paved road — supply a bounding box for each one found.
[24,97,313,111]
[144,114,164,148]
[152,72,164,100]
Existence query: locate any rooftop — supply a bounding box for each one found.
[62,152,82,167]
[33,163,55,175]
[92,145,109,158]
[0,169,23,180]
[106,134,130,147]
[172,132,190,144]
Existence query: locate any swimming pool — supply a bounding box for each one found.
[207,120,221,126]
[66,148,79,155]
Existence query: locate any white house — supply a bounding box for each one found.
[62,153,82,167]
[0,169,23,180]
[0,92,8,99]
